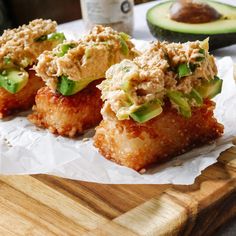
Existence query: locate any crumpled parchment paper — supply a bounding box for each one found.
[0,44,235,184]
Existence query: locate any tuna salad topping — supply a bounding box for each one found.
[0,19,65,69]
[99,39,222,122]
[35,25,139,95]
[0,19,65,94]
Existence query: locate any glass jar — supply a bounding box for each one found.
[81,0,134,35]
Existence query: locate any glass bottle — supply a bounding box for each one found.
[81,0,134,35]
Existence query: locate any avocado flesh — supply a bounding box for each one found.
[35,32,65,43]
[178,63,192,78]
[56,43,76,57]
[128,79,219,122]
[0,68,29,94]
[188,89,203,106]
[121,80,135,104]
[121,76,221,122]
[130,100,163,123]
[147,0,236,50]
[196,76,223,99]
[167,91,191,118]
[48,32,65,43]
[57,75,96,96]
[118,33,129,56]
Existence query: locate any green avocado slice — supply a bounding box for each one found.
[177,63,192,78]
[121,79,135,103]
[188,88,203,106]
[56,43,76,57]
[196,49,205,61]
[196,76,223,99]
[0,68,29,94]
[48,32,65,43]
[34,32,65,43]
[130,100,163,123]
[34,35,48,42]
[146,0,236,50]
[57,75,96,96]
[167,91,191,118]
[118,33,130,56]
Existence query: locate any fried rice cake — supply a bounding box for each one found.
[0,70,44,118]
[30,25,139,137]
[94,100,223,171]
[28,80,103,137]
[94,39,224,170]
[0,19,65,118]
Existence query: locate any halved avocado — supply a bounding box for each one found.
[147,0,236,50]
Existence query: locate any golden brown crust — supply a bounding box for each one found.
[0,70,44,118]
[28,79,103,137]
[93,100,224,171]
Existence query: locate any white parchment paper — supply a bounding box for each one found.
[0,50,235,184]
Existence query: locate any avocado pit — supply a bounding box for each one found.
[169,0,222,24]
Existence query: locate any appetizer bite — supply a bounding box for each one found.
[29,25,138,137]
[94,39,224,171]
[0,19,65,118]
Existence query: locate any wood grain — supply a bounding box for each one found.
[0,145,235,236]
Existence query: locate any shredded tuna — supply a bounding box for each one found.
[35,25,139,91]
[0,19,58,69]
[99,40,218,119]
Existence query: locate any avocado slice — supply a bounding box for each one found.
[0,68,29,94]
[196,49,205,61]
[177,63,192,78]
[147,0,236,50]
[48,32,65,43]
[167,91,191,118]
[196,76,223,99]
[188,88,203,106]
[57,75,96,96]
[130,100,163,123]
[118,32,130,56]
[34,35,48,42]
[56,43,76,57]
[121,79,135,103]
[34,32,65,43]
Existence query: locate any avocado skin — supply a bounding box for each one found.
[147,20,236,51]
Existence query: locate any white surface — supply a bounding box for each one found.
[0,54,235,184]
[58,0,236,61]
[0,1,235,184]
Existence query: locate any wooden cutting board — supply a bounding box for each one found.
[0,143,235,236]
